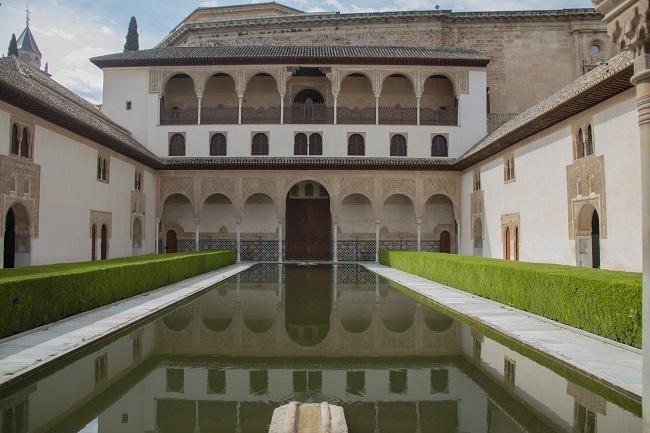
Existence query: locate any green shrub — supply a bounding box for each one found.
[0,250,236,339]
[379,251,642,347]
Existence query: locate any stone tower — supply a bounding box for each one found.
[16,8,42,70]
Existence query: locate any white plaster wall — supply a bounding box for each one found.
[101,68,487,160]
[101,68,151,145]
[459,89,641,272]
[4,115,157,265]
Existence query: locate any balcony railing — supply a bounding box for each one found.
[160,107,198,125]
[161,105,458,126]
[286,103,333,124]
[420,108,458,126]
[201,105,239,124]
[337,107,376,125]
[379,105,417,125]
[241,106,281,124]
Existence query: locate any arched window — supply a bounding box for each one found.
[20,128,30,158]
[133,218,142,249]
[252,133,269,155]
[504,227,511,260]
[586,125,594,157]
[309,133,323,156]
[294,133,308,155]
[390,134,407,157]
[348,134,365,156]
[515,226,520,261]
[97,157,102,180]
[210,133,227,156]
[169,134,186,156]
[10,124,19,155]
[577,129,585,159]
[91,224,97,261]
[431,135,448,157]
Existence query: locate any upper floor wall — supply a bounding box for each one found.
[101,64,487,159]
[159,7,613,131]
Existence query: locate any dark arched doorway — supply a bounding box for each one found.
[100,224,108,260]
[286,181,332,260]
[440,230,451,253]
[591,211,600,269]
[3,208,16,268]
[166,230,178,253]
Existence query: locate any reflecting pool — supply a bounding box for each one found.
[0,264,641,433]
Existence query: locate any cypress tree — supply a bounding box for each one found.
[8,34,18,57]
[124,17,139,52]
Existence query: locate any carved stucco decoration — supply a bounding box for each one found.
[567,382,607,415]
[90,210,112,238]
[200,177,237,204]
[594,0,650,55]
[340,177,376,202]
[159,176,195,205]
[470,190,484,241]
[149,69,162,94]
[0,155,40,238]
[422,177,459,217]
[566,155,607,240]
[382,178,416,202]
[243,177,277,202]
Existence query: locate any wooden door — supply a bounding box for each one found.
[166,230,177,253]
[100,224,108,260]
[440,230,451,254]
[286,199,332,260]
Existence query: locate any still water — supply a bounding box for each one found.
[0,264,641,433]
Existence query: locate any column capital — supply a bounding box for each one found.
[592,0,649,59]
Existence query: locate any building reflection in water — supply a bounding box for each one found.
[0,265,642,433]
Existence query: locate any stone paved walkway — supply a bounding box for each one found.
[363,262,643,400]
[0,262,253,389]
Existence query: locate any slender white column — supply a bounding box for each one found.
[236,222,241,263]
[238,96,243,125]
[375,96,380,125]
[416,96,421,125]
[333,95,338,124]
[280,94,285,125]
[333,222,338,262]
[197,96,202,125]
[278,222,283,263]
[194,221,200,251]
[155,217,160,254]
[375,221,380,263]
[417,221,422,251]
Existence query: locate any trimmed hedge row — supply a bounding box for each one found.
[379,251,642,347]
[0,250,236,339]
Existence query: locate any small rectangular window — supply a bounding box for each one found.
[166,368,184,393]
[126,101,132,110]
[208,369,226,394]
[346,371,365,396]
[504,357,516,386]
[389,369,408,394]
[249,370,269,395]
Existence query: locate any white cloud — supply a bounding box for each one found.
[0,2,159,104]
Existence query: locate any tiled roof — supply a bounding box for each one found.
[16,26,40,55]
[91,45,490,68]
[0,56,161,168]
[454,51,635,170]
[162,156,456,170]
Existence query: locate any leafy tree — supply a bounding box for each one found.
[124,16,139,52]
[8,34,18,57]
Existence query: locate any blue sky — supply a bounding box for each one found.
[1,0,594,103]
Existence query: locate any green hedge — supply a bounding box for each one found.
[0,250,236,339]
[379,251,642,347]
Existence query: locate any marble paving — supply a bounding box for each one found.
[0,262,253,389]
[363,262,643,400]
